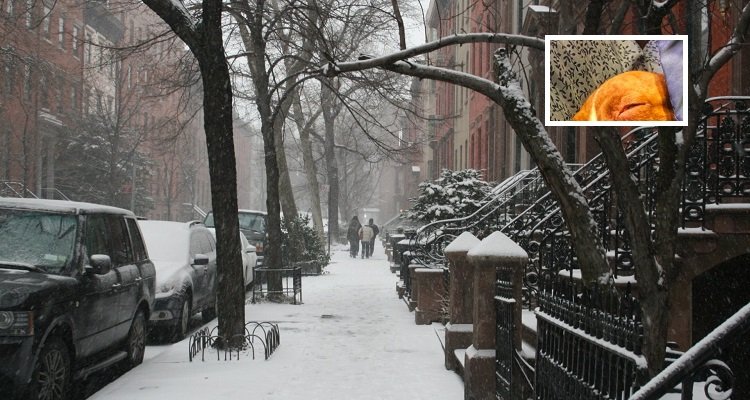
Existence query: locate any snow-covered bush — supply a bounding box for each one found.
[406,169,492,224]
[281,214,331,269]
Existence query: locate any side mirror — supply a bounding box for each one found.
[192,254,209,266]
[85,255,112,275]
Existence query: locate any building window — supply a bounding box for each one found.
[2,55,14,96]
[25,0,32,28]
[22,64,31,101]
[42,6,51,38]
[39,74,49,109]
[58,17,65,48]
[85,33,92,63]
[72,26,79,55]
[83,88,89,114]
[71,85,78,111]
[56,76,64,113]
[6,0,13,16]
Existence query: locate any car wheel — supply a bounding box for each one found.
[30,336,71,400]
[124,309,146,368]
[172,296,191,342]
[201,297,217,323]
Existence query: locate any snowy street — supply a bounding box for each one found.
[89,242,464,400]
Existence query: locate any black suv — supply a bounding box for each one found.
[0,198,156,399]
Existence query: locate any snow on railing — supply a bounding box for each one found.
[629,301,750,400]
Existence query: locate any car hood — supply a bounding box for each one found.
[0,270,78,309]
[152,260,188,287]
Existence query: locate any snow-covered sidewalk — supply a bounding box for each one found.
[91,243,464,400]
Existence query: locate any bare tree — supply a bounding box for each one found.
[139,0,245,345]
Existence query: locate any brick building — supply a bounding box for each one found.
[0,0,260,221]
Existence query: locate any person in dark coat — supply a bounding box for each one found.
[346,216,361,258]
[367,218,379,257]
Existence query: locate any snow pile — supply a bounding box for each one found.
[444,231,480,254]
[467,231,528,261]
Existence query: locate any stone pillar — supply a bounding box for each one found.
[414,267,447,325]
[407,264,421,311]
[443,232,481,371]
[465,232,528,400]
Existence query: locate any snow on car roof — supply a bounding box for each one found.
[0,197,134,215]
[238,209,267,215]
[137,220,194,262]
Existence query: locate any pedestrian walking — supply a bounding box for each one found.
[367,218,379,257]
[346,216,361,258]
[359,224,374,258]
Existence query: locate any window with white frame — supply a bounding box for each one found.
[56,76,63,113]
[25,0,32,28]
[22,64,31,101]
[58,17,65,48]
[72,26,79,56]
[6,0,13,16]
[42,6,51,38]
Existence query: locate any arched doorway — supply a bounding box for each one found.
[692,253,750,397]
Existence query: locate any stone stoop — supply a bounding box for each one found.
[444,323,473,375]
[389,262,399,274]
[414,268,448,325]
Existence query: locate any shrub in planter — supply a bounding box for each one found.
[281,214,330,273]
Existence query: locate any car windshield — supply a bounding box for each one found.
[0,209,77,274]
[239,213,265,233]
[204,212,266,233]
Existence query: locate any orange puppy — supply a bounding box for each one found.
[572,71,675,122]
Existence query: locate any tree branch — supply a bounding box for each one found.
[321,33,544,75]
[701,1,750,92]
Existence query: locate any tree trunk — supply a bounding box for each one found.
[321,80,341,243]
[274,120,298,219]
[195,44,245,349]
[291,97,325,238]
[140,0,246,345]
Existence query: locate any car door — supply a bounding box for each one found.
[126,218,155,304]
[108,215,142,341]
[72,214,122,358]
[189,231,207,308]
[200,231,218,304]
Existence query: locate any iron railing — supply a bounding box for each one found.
[251,266,302,304]
[411,169,543,265]
[0,181,38,198]
[188,321,280,361]
[630,301,750,400]
[535,276,644,400]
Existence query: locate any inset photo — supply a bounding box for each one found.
[545,35,687,127]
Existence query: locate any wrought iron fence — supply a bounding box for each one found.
[495,278,515,400]
[251,266,302,304]
[683,97,750,227]
[188,321,281,361]
[630,301,750,400]
[535,276,644,400]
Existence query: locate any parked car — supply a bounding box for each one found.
[137,220,218,342]
[204,209,267,265]
[207,228,258,289]
[0,198,156,400]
